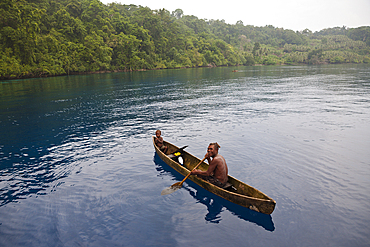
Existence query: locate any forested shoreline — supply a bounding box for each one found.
[1,0,370,80]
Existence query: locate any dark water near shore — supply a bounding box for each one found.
[1,64,369,246]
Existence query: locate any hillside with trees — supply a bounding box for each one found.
[1,0,370,79]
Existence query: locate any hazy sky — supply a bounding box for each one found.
[100,0,370,32]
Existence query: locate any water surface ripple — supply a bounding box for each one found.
[0,64,369,246]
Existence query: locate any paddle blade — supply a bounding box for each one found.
[160,183,182,195]
[161,186,179,195]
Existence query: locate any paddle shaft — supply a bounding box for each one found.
[171,145,188,154]
[178,157,206,186]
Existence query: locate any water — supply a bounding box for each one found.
[0,64,369,246]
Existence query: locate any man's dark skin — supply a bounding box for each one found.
[190,143,228,185]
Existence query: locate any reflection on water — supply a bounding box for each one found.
[1,64,369,246]
[0,72,167,206]
[153,153,275,231]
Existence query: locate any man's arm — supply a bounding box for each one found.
[191,159,218,176]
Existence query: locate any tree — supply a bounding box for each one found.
[307,49,323,64]
[83,31,112,71]
[252,42,260,56]
[302,28,312,36]
[0,0,44,65]
[172,9,183,19]
[348,26,370,46]
[1,0,369,79]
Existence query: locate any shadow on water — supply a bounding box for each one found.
[153,153,275,231]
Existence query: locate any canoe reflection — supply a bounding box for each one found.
[153,153,275,231]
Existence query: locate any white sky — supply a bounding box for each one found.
[100,0,370,32]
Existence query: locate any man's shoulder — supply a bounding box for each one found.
[215,155,226,164]
[215,154,224,159]
[213,155,224,163]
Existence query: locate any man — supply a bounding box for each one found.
[191,142,228,188]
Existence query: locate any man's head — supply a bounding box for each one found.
[207,142,220,157]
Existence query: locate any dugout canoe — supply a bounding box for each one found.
[153,136,276,215]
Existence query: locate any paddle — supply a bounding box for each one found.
[167,145,188,161]
[161,157,206,195]
[170,145,188,154]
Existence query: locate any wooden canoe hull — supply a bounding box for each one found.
[153,137,276,215]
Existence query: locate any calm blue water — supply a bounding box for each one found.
[1,64,369,246]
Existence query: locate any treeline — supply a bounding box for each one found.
[1,0,369,79]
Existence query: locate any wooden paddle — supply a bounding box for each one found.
[171,145,188,154]
[161,157,206,195]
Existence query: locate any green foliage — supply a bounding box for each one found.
[0,0,369,79]
[314,26,347,36]
[252,42,260,56]
[263,55,281,65]
[348,26,370,46]
[0,49,24,77]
